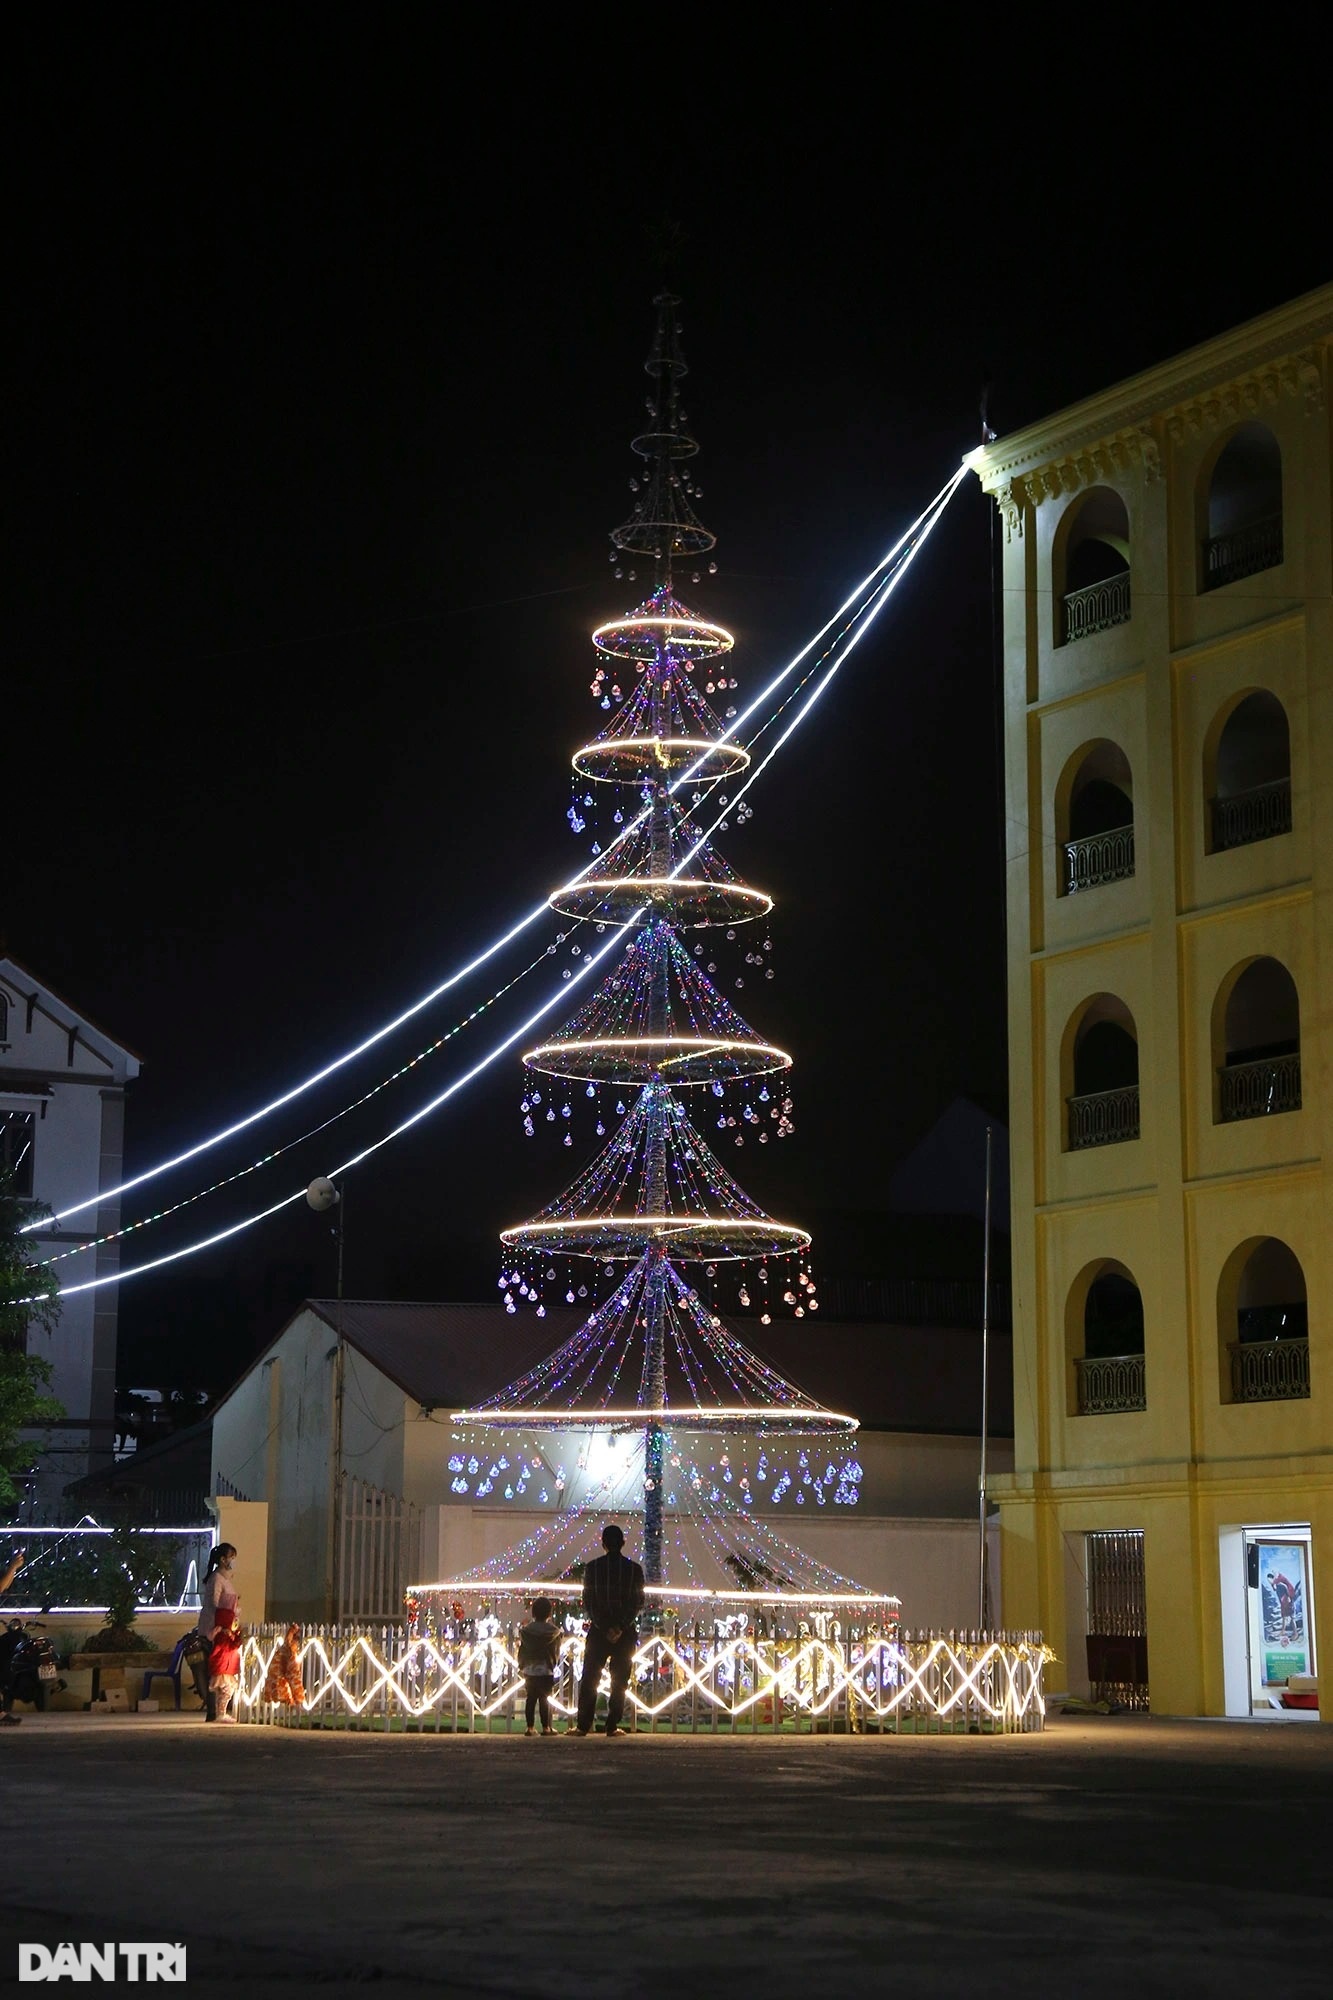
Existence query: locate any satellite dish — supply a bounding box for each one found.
[306,1176,340,1213]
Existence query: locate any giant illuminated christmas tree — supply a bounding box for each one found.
[447,297,871,1597]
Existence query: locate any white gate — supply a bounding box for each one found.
[337,1474,421,1622]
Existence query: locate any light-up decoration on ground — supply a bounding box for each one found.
[424,291,900,1621]
[236,1608,1050,1734]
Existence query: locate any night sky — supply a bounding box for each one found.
[7,25,1327,1395]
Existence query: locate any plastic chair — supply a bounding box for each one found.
[141,1632,196,1711]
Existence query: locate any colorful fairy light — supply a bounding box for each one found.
[453,1404,855,1432]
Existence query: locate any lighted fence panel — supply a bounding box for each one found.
[237,1615,1049,1735]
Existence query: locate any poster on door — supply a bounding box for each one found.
[1257,1542,1310,1684]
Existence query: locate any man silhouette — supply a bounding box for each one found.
[574,1524,645,1737]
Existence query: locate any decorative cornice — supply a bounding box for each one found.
[985,429,1159,539]
[967,284,1333,534]
[1164,348,1323,441]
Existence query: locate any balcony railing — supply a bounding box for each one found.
[1229,1337,1309,1403]
[1068,1085,1140,1151]
[1064,823,1135,895]
[1062,571,1131,644]
[1218,1052,1301,1122]
[1210,777,1292,852]
[1075,1352,1146,1415]
[1203,514,1283,591]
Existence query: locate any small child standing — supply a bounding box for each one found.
[517,1597,561,1736]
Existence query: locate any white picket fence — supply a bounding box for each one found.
[337,1474,421,1623]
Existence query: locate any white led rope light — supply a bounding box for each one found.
[31,468,965,1235]
[40,928,581,1272]
[498,1216,810,1256]
[407,1578,895,1606]
[520,1034,791,1081]
[673,468,968,875]
[448,1403,856,1432]
[41,469,968,1290]
[549,875,773,923]
[572,735,751,779]
[46,917,641,1298]
[557,468,967,936]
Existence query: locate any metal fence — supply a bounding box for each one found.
[1210,778,1292,852]
[1229,1337,1310,1404]
[1085,1529,1148,1710]
[236,1619,1050,1735]
[1218,1053,1301,1122]
[1067,1085,1140,1151]
[1075,1353,1146,1415]
[1062,572,1131,644]
[1064,824,1135,895]
[1203,515,1283,591]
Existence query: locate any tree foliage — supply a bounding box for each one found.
[0,1183,65,1508]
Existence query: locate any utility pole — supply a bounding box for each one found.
[307,1177,345,1622]
[978,1125,993,1630]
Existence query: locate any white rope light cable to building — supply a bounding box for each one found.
[673,468,967,873]
[47,917,641,1299]
[40,470,968,1297]
[30,469,965,1237]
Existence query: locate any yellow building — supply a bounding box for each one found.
[968,284,1333,1717]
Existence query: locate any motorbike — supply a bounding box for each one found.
[0,1618,66,1713]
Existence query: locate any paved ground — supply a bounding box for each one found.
[2,1712,1331,1997]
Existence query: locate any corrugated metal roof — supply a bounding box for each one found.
[305,1300,1011,1436]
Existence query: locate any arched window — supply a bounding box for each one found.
[1066,995,1140,1150]
[1057,740,1135,895]
[1054,487,1131,645]
[1206,690,1292,852]
[1215,957,1301,1122]
[1218,1237,1309,1403]
[1070,1260,1146,1414]
[1202,423,1283,591]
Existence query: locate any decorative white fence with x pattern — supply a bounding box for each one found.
[237,1621,1050,1734]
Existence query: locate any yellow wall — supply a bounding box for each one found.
[970,286,1333,1715]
